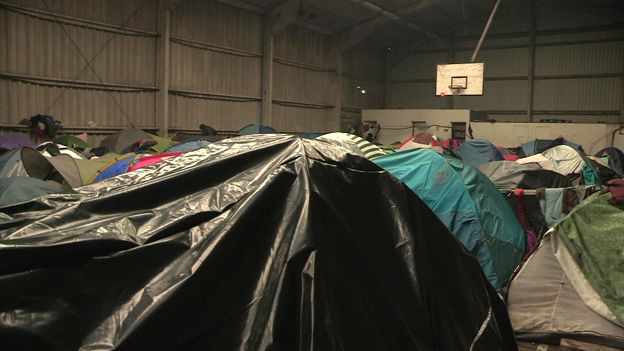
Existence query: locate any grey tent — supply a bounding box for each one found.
[507,232,624,349]
[542,145,585,175]
[0,147,82,189]
[478,161,572,190]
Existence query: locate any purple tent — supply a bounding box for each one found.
[0,135,36,151]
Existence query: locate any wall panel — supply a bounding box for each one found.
[1,9,156,86]
[170,42,261,97]
[533,78,621,111]
[272,104,333,132]
[343,49,385,82]
[342,77,383,110]
[341,49,385,125]
[3,0,157,31]
[0,1,157,130]
[535,41,624,75]
[388,5,624,124]
[454,80,528,111]
[0,0,384,136]
[274,24,338,69]
[386,82,446,109]
[273,63,335,105]
[172,0,261,54]
[390,52,448,81]
[169,94,259,131]
[0,79,155,127]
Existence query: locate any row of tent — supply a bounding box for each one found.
[0,134,519,350]
[385,133,624,349]
[0,127,623,349]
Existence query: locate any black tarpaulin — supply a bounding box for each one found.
[0,135,516,350]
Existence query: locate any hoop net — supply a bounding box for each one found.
[448,84,465,95]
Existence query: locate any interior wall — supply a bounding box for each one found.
[387,2,624,124]
[0,0,388,137]
[169,0,262,132]
[0,0,159,135]
[362,109,471,144]
[342,49,385,128]
[272,24,338,132]
[363,108,624,153]
[471,121,621,154]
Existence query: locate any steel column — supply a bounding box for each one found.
[156,5,171,137]
[527,0,536,122]
[261,15,274,126]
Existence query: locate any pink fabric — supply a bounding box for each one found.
[503,154,520,161]
[127,152,182,172]
[606,178,624,203]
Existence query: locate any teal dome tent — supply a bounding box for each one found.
[374,148,525,291]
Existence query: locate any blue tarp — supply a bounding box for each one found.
[373,148,525,290]
[457,139,503,167]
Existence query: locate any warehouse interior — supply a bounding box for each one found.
[1,0,624,350]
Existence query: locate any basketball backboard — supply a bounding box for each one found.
[436,63,484,96]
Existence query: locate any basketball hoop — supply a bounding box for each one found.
[448,85,465,95]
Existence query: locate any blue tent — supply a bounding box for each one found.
[237,124,276,135]
[166,140,212,153]
[457,139,503,167]
[93,155,137,183]
[373,148,525,291]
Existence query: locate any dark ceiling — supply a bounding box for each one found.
[220,0,624,51]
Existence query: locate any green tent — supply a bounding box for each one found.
[555,192,624,324]
[100,129,172,154]
[74,153,134,184]
[54,135,90,151]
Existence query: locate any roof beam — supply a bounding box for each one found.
[214,0,266,14]
[340,0,448,52]
[268,0,315,35]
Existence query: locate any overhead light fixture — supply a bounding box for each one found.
[360,89,366,94]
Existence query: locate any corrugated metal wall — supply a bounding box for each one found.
[272,24,338,132]
[387,3,624,124]
[170,0,261,131]
[2,0,382,137]
[0,0,158,133]
[342,48,385,126]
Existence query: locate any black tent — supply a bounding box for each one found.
[0,135,516,350]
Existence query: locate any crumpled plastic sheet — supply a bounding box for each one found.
[0,135,516,350]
